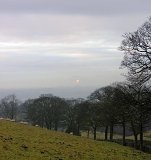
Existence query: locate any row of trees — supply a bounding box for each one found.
[0,81,150,151]
[89,82,151,149]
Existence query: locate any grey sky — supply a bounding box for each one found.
[0,0,150,98]
[0,0,150,15]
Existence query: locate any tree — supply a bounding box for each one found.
[120,17,151,84]
[26,97,49,127]
[88,102,102,140]
[89,86,119,141]
[20,99,34,121]
[65,98,85,135]
[0,95,19,120]
[111,83,133,146]
[49,96,67,131]
[26,95,67,130]
[126,82,151,150]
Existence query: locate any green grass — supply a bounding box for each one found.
[0,120,151,160]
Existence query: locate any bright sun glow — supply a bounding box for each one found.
[76,80,80,84]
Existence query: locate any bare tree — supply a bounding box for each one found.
[0,95,19,120]
[26,95,67,130]
[120,17,151,84]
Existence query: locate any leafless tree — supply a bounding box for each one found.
[0,95,19,120]
[120,17,151,84]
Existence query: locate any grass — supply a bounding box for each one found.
[0,120,151,160]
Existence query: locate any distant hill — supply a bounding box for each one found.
[0,120,151,160]
[0,86,96,100]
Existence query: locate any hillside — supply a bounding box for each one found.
[0,120,151,160]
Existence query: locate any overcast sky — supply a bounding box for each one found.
[0,0,150,98]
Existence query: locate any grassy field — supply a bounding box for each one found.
[0,120,151,160]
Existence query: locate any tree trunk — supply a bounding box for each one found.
[131,121,138,149]
[122,119,126,146]
[49,122,52,130]
[77,124,80,136]
[105,126,108,140]
[87,128,90,138]
[45,121,49,129]
[54,121,58,131]
[93,126,97,140]
[134,134,138,149]
[140,121,143,150]
[11,107,14,120]
[110,124,113,141]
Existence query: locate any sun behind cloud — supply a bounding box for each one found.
[75,79,80,84]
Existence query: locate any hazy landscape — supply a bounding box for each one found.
[0,0,151,159]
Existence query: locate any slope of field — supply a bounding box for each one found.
[0,120,151,160]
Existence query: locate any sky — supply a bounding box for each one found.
[0,0,151,99]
